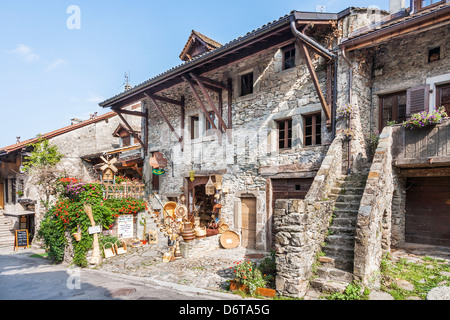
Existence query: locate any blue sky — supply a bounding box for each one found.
[0,0,389,148]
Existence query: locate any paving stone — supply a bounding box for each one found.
[427,287,450,300]
[368,291,394,300]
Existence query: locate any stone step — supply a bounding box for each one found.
[316,266,354,283]
[325,234,355,247]
[323,245,354,260]
[334,194,363,202]
[329,225,356,236]
[331,187,365,195]
[331,217,357,228]
[310,278,349,294]
[334,202,360,210]
[332,209,359,219]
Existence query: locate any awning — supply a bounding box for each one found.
[3,211,35,217]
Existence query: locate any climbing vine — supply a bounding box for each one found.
[38,178,147,267]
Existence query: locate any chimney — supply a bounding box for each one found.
[16,137,20,144]
[71,118,83,125]
[390,0,406,14]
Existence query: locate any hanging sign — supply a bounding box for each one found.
[149,152,167,169]
[88,226,101,234]
[152,168,166,176]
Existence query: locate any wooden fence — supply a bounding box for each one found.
[102,183,146,199]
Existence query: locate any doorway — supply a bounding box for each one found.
[241,197,257,249]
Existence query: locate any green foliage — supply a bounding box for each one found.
[258,250,277,288]
[232,259,267,295]
[23,137,63,172]
[402,106,448,130]
[327,282,370,300]
[38,177,147,267]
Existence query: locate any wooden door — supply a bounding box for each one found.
[0,182,3,209]
[241,197,256,249]
[405,177,450,247]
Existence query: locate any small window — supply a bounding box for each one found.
[205,111,215,135]
[379,91,407,130]
[428,47,440,63]
[122,135,131,147]
[415,0,444,11]
[283,46,296,70]
[240,72,253,96]
[277,119,292,150]
[304,113,322,146]
[190,115,199,140]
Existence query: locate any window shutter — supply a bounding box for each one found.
[406,84,430,115]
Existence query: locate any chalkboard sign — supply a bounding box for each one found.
[15,229,29,250]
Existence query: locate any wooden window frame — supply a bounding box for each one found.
[378,91,407,131]
[414,0,445,12]
[190,115,199,140]
[205,111,215,135]
[282,45,296,70]
[240,72,254,97]
[303,113,322,147]
[277,118,293,150]
[436,83,450,114]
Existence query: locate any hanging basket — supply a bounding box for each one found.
[72,232,82,242]
[205,176,215,195]
[163,202,178,218]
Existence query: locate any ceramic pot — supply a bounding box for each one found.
[181,222,195,242]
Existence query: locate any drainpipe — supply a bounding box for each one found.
[341,46,353,174]
[289,17,337,60]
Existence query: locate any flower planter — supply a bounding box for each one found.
[229,281,276,298]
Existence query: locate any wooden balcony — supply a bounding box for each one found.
[391,119,450,169]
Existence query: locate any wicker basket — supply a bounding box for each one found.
[220,230,240,249]
[218,223,229,234]
[163,202,178,218]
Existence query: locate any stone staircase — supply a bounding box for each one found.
[0,214,15,248]
[310,172,368,293]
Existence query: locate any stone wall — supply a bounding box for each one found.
[274,135,344,297]
[274,198,333,297]
[353,125,395,287]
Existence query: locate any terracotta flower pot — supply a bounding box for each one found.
[229,281,276,298]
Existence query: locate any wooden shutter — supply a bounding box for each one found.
[0,182,4,209]
[406,84,430,115]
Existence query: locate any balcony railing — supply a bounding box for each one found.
[391,118,450,167]
[102,182,146,199]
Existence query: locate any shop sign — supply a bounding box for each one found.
[149,152,167,169]
[117,214,133,239]
[88,226,101,234]
[152,168,165,176]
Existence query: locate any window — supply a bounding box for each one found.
[190,115,199,140]
[436,83,450,115]
[428,47,440,63]
[283,45,296,70]
[304,113,322,146]
[240,72,253,96]
[415,0,444,11]
[379,91,407,130]
[122,135,131,147]
[205,111,215,135]
[277,119,292,150]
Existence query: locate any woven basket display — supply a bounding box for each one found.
[220,230,240,249]
[163,202,177,218]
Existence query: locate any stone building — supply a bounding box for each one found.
[99,1,450,297]
[0,102,143,248]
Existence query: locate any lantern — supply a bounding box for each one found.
[205,176,215,195]
[214,174,223,190]
[189,169,195,181]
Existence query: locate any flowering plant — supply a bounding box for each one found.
[337,103,356,119]
[402,107,447,130]
[231,259,267,295]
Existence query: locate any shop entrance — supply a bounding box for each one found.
[186,176,218,227]
[241,197,257,249]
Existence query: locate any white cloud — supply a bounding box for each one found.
[9,44,39,62]
[46,59,68,71]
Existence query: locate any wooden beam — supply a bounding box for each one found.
[114,110,146,152]
[193,75,228,91]
[299,42,331,121]
[111,108,146,118]
[147,93,184,106]
[181,75,218,131]
[189,73,228,131]
[144,93,182,142]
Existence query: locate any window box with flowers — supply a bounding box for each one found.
[402,107,448,130]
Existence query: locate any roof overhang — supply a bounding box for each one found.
[341,4,450,52]
[99,10,348,110]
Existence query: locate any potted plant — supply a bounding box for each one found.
[16,190,24,198]
[229,259,276,297]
